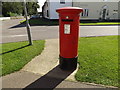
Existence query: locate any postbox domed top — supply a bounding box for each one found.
[56,7,83,14]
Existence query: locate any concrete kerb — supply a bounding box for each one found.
[0,17,10,21]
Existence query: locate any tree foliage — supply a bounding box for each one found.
[2,2,40,17]
[2,2,23,16]
[26,2,39,16]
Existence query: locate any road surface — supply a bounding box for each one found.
[1,19,118,43]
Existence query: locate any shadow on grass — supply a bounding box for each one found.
[0,44,31,55]
[23,65,74,89]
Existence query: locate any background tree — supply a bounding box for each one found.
[26,2,40,16]
[2,2,23,17]
[2,2,40,17]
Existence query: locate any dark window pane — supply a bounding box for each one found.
[60,0,65,4]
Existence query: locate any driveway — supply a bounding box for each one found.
[1,19,118,43]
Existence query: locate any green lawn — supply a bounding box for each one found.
[76,36,118,87]
[1,40,45,76]
[80,22,120,25]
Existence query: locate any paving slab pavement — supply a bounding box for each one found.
[22,39,59,76]
[2,39,118,89]
[2,70,41,88]
[1,70,106,89]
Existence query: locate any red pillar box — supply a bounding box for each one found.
[56,7,83,70]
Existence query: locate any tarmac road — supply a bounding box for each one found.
[1,19,118,43]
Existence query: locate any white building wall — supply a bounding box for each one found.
[43,0,119,20]
[107,2,118,19]
[73,1,119,20]
[43,1,49,19]
[49,0,72,19]
[73,0,120,2]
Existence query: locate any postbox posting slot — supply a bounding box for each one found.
[62,19,73,22]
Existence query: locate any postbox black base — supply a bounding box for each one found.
[59,55,78,71]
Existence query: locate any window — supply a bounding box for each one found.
[46,3,48,7]
[99,5,109,20]
[103,0,108,1]
[113,10,118,12]
[47,10,49,17]
[60,0,65,4]
[106,10,109,16]
[81,9,89,17]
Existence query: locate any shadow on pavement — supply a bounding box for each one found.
[23,65,75,89]
[0,44,31,55]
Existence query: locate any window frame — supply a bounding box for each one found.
[60,0,65,4]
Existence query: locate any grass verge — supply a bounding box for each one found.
[20,18,120,26]
[29,18,58,25]
[1,40,45,76]
[76,36,118,87]
[20,18,58,26]
[80,22,120,25]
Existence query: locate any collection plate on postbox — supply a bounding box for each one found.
[63,16,72,34]
[64,24,70,34]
